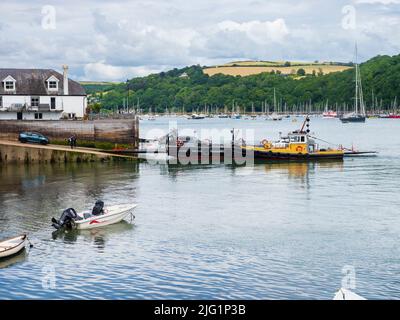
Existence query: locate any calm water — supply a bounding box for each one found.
[1,117,400,300]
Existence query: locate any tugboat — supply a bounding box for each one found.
[241,117,345,160]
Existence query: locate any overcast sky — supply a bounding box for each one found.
[0,0,399,81]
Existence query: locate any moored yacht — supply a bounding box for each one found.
[340,45,366,123]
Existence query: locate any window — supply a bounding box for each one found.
[34,113,43,120]
[50,97,56,109]
[47,76,59,91]
[300,136,305,142]
[5,81,15,91]
[48,81,58,90]
[2,76,16,91]
[31,97,40,107]
[0,96,2,108]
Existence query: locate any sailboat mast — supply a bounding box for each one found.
[355,44,359,115]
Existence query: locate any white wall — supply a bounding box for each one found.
[60,96,86,118]
[0,111,63,120]
[0,95,86,118]
[0,112,18,120]
[40,96,63,111]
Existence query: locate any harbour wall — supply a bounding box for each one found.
[0,119,139,147]
[0,141,135,164]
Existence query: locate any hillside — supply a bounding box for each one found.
[82,54,400,113]
[80,81,120,95]
[203,60,352,77]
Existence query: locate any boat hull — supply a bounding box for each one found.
[75,204,137,230]
[0,234,27,259]
[251,150,344,161]
[340,116,366,123]
[167,146,344,163]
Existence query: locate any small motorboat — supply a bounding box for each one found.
[322,110,338,118]
[218,114,229,118]
[266,112,283,121]
[191,113,206,120]
[52,201,137,230]
[0,234,28,259]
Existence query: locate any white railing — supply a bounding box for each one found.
[0,104,63,112]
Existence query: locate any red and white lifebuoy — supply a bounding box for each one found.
[296,146,303,153]
[261,139,270,149]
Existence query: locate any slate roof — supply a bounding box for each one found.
[0,69,86,96]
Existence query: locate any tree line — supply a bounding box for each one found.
[84,54,400,113]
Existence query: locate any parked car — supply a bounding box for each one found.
[18,132,50,145]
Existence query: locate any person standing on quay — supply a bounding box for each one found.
[68,136,74,149]
[73,135,77,148]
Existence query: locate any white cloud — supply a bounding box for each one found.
[355,0,400,4]
[0,0,399,81]
[83,62,164,81]
[217,19,290,43]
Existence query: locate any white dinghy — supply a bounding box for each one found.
[52,203,137,230]
[0,234,28,259]
[333,288,366,300]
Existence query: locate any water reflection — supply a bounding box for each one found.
[159,159,344,186]
[162,163,222,180]
[0,162,140,196]
[0,250,28,269]
[52,221,135,251]
[261,159,344,178]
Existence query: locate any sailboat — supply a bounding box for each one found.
[148,107,156,120]
[266,88,283,121]
[340,45,366,123]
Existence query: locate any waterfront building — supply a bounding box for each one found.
[0,65,86,120]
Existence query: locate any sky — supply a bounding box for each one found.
[0,0,399,81]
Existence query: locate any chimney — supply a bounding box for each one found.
[63,65,69,95]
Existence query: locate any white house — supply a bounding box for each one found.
[0,66,87,120]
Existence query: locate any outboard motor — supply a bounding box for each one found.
[92,200,105,216]
[52,208,78,230]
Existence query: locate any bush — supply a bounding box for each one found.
[297,68,306,76]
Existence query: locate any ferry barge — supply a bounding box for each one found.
[163,117,375,163]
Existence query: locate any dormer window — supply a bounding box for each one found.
[5,81,15,90]
[2,75,16,92]
[49,81,57,89]
[46,75,59,91]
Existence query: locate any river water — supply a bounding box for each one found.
[0,117,399,299]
